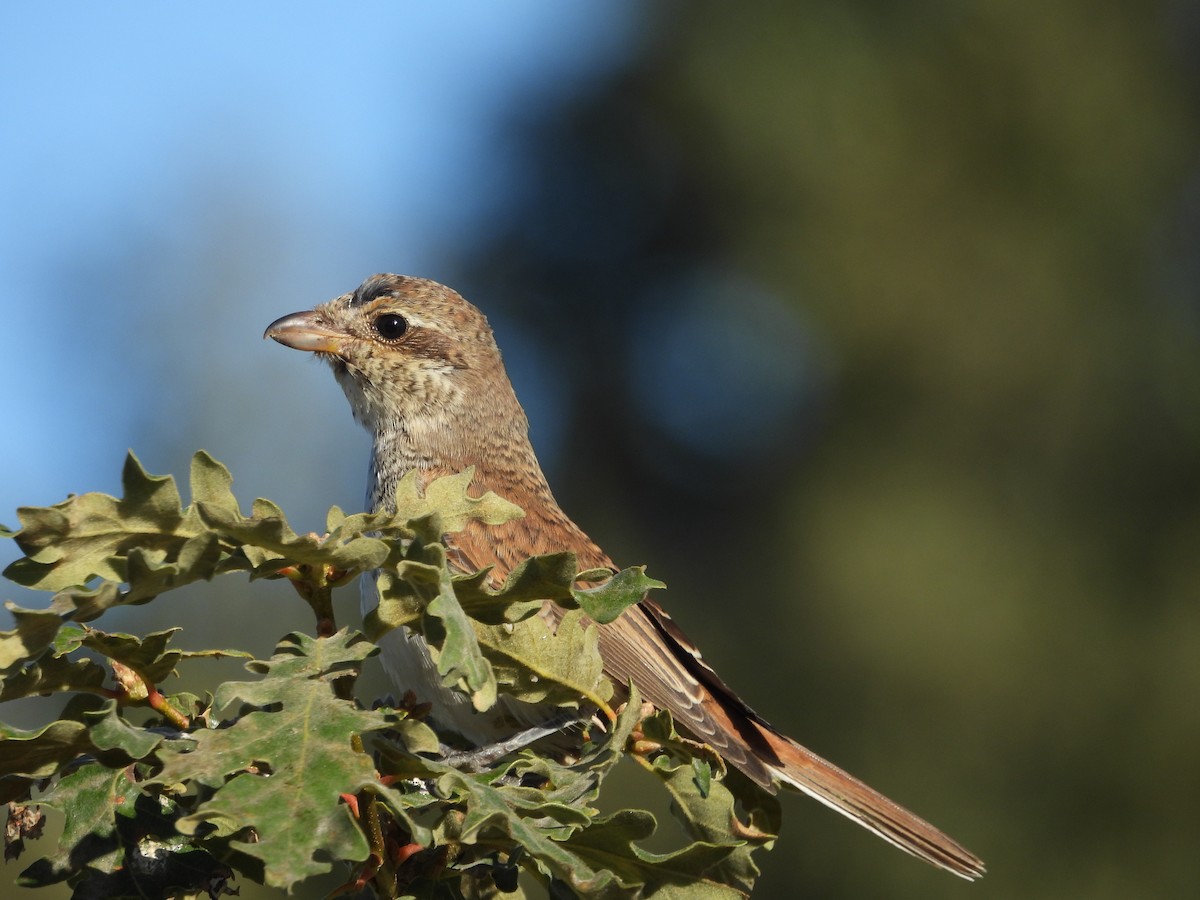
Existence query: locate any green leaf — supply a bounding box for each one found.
[425,563,498,713]
[0,698,156,779]
[43,581,123,625]
[476,609,612,711]
[380,716,442,758]
[369,568,423,636]
[450,554,663,627]
[454,552,577,624]
[18,762,126,885]
[370,552,503,713]
[637,714,781,896]
[493,681,644,813]
[639,710,727,780]
[40,534,228,623]
[367,687,649,895]
[438,766,626,898]
[393,468,525,533]
[195,497,389,574]
[153,632,394,888]
[229,630,378,692]
[19,762,233,897]
[0,603,65,670]
[0,650,109,705]
[86,702,165,759]
[3,452,244,620]
[124,533,225,600]
[571,566,666,625]
[78,627,183,684]
[561,809,741,898]
[0,452,783,896]
[5,452,197,591]
[692,758,713,799]
[177,647,255,662]
[373,553,615,715]
[188,449,239,513]
[0,720,94,779]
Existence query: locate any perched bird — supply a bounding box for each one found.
[265,273,985,880]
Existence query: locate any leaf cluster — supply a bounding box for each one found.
[1,452,778,898]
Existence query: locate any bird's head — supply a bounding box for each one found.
[265,274,527,456]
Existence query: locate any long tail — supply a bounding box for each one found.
[599,596,986,880]
[763,728,986,879]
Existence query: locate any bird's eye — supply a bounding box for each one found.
[373,313,408,341]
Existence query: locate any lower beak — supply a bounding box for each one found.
[264,311,344,354]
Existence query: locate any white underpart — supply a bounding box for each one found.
[361,558,561,746]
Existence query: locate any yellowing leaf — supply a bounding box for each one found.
[392,468,524,533]
[5,452,197,591]
[477,609,612,712]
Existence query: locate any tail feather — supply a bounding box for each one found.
[614,596,986,879]
[763,729,986,880]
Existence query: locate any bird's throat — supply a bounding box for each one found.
[367,422,545,514]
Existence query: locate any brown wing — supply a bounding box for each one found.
[590,593,783,786]
[609,593,986,878]
[445,483,985,880]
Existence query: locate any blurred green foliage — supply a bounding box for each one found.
[461,2,1200,897]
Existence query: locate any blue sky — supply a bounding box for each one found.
[0,4,644,613]
[0,3,636,269]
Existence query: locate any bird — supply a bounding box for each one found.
[264,273,985,880]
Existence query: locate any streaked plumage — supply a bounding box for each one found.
[265,273,985,879]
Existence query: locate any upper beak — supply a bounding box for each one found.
[264,311,345,354]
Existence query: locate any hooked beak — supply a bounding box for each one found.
[263,311,344,354]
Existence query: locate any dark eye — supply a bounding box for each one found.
[373,313,408,341]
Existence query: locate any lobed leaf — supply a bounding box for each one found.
[636,714,781,895]
[153,632,394,887]
[0,604,65,670]
[0,720,96,780]
[561,809,742,898]
[453,552,577,624]
[0,651,109,706]
[424,563,498,713]
[0,696,160,780]
[188,450,239,513]
[77,627,184,684]
[227,630,378,692]
[0,451,779,896]
[85,702,166,759]
[393,468,525,534]
[477,609,612,712]
[4,452,201,592]
[571,565,666,625]
[18,762,127,886]
[439,766,628,898]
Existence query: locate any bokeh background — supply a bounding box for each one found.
[4,2,1200,897]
